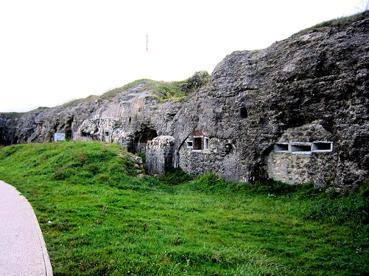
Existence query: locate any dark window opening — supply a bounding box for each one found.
[193,137,203,150]
[105,131,109,136]
[312,142,332,152]
[240,107,248,118]
[291,144,311,153]
[274,143,289,152]
[128,117,131,124]
[187,141,193,148]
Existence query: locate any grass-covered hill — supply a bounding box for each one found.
[0,142,368,275]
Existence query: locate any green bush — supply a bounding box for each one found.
[180,71,210,93]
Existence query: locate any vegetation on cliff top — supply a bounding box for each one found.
[0,112,25,120]
[0,142,368,275]
[101,71,211,102]
[62,95,100,108]
[61,71,210,108]
[302,10,369,33]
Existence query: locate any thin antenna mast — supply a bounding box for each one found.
[146,34,149,52]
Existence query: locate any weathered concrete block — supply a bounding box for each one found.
[146,136,175,175]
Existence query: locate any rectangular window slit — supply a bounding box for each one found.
[291,144,311,154]
[274,143,289,152]
[312,142,333,152]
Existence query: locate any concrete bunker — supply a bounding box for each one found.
[268,140,335,185]
[267,122,336,186]
[146,136,175,175]
[173,129,239,176]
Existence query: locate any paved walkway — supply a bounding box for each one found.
[0,181,52,276]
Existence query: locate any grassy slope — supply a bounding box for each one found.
[100,79,187,103]
[0,142,368,275]
[100,71,210,103]
[0,112,25,120]
[310,10,369,29]
[62,78,190,108]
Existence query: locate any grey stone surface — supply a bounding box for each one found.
[169,12,369,189]
[0,180,53,276]
[1,11,369,190]
[146,136,175,175]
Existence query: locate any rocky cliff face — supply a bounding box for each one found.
[170,11,369,189]
[0,81,183,153]
[1,11,368,190]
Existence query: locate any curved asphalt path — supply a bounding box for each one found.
[0,180,53,276]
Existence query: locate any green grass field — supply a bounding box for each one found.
[0,142,368,275]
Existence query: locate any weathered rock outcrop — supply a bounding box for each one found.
[1,11,368,190]
[1,82,183,153]
[0,113,23,145]
[168,11,369,189]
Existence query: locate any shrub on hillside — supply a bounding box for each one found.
[180,71,210,93]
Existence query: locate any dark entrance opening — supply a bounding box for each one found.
[64,116,74,141]
[240,107,248,118]
[128,126,157,153]
[65,129,73,140]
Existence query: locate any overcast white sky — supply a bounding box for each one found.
[0,0,367,112]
